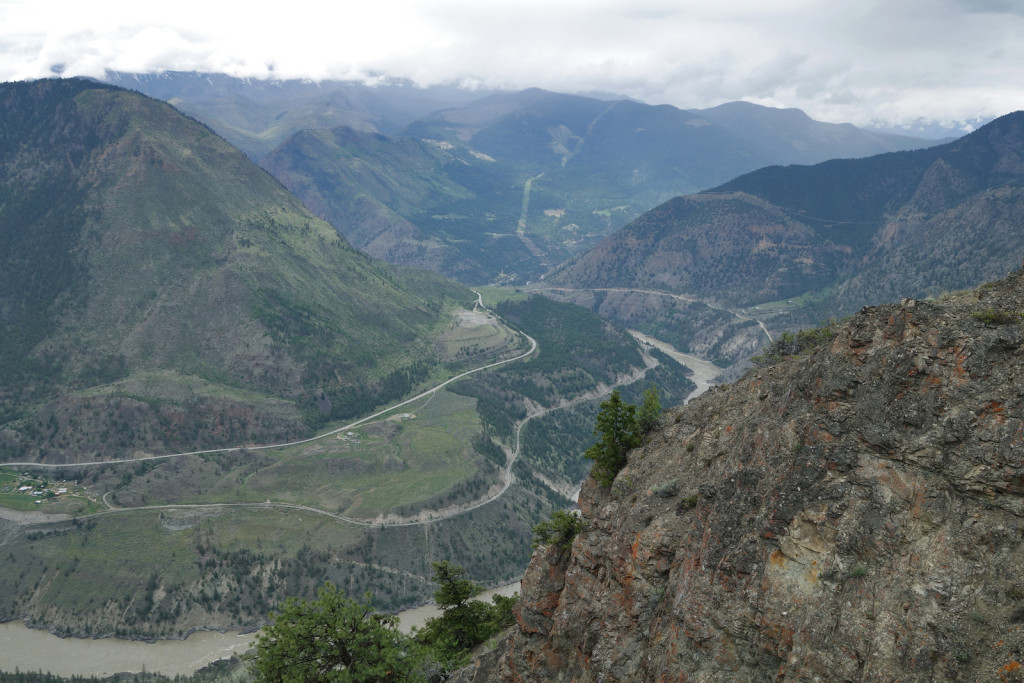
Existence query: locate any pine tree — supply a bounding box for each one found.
[251,583,428,681]
[583,390,640,487]
[637,384,662,435]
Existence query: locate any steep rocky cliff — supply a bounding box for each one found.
[464,269,1024,681]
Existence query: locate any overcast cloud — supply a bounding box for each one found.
[1,0,1021,130]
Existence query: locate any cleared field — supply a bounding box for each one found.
[439,310,515,362]
[0,506,387,638]
[0,472,101,514]
[0,384,506,639]
[749,284,837,314]
[96,390,490,519]
[475,285,532,308]
[0,467,551,639]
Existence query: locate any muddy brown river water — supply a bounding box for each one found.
[0,583,521,677]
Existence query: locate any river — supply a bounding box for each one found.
[0,582,521,677]
[627,329,722,403]
[0,623,256,678]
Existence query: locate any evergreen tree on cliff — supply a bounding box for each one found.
[584,390,641,486]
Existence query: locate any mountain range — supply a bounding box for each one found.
[3,73,1022,666]
[257,86,941,284]
[102,71,500,159]
[548,110,1024,327]
[0,79,699,641]
[690,100,947,164]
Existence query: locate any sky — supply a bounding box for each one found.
[1,0,1022,133]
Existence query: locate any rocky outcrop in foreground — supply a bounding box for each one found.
[463,270,1024,681]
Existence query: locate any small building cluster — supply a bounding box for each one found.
[9,477,74,504]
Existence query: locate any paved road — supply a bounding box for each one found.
[0,299,536,472]
[81,349,659,529]
[363,350,659,526]
[1,293,661,530]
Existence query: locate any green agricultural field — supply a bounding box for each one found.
[82,390,490,519]
[0,486,45,512]
[0,442,539,639]
[0,471,36,510]
[475,285,532,308]
[744,284,843,336]
[590,205,631,217]
[0,378,516,639]
[749,289,824,312]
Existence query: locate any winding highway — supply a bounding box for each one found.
[1,291,659,530]
[362,349,659,526]
[0,296,536,472]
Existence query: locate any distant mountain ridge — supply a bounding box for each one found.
[262,88,941,284]
[691,100,943,164]
[409,88,939,187]
[548,110,1024,326]
[0,78,469,463]
[102,71,502,159]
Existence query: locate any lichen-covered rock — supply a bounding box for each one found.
[471,270,1024,681]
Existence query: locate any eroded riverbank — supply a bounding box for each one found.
[627,329,722,402]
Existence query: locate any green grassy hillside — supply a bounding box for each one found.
[0,79,470,463]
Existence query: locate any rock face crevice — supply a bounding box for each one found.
[464,270,1024,681]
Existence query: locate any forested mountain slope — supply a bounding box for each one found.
[549,111,1024,325]
[0,78,469,464]
[264,89,940,284]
